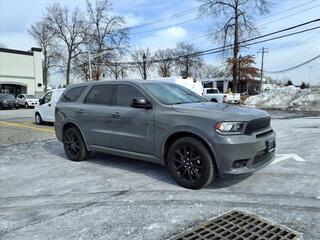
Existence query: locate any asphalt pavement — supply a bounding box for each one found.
[0,109,319,240]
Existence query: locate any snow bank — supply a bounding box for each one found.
[245,86,320,111]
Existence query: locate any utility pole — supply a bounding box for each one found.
[142,53,147,80]
[88,52,92,81]
[308,66,313,86]
[258,47,268,92]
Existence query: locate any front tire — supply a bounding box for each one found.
[63,127,89,161]
[25,103,29,109]
[35,113,43,125]
[167,137,215,189]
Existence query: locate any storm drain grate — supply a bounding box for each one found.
[168,210,300,240]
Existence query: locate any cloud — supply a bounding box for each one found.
[137,26,188,50]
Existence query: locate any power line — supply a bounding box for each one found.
[130,17,200,35]
[265,54,320,73]
[144,1,319,49]
[122,5,202,31]
[257,4,320,27]
[89,20,320,66]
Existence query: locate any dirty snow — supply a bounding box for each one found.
[245,86,320,111]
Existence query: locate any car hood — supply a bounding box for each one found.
[172,102,270,121]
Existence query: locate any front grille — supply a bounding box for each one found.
[245,117,271,135]
[168,210,300,240]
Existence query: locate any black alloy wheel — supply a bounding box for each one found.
[167,137,215,189]
[63,127,89,161]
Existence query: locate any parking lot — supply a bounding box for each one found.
[0,109,320,240]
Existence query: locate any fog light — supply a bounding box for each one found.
[232,159,248,168]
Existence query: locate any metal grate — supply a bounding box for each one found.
[168,210,300,240]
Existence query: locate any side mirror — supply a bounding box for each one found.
[131,97,152,109]
[39,98,44,105]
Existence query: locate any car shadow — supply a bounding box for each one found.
[43,142,251,189]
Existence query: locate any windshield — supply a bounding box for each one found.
[0,94,15,100]
[143,83,207,105]
[25,95,37,99]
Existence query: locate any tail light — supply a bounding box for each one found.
[223,95,227,102]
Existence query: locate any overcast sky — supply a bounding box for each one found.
[0,0,319,85]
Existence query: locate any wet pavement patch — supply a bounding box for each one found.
[168,210,300,240]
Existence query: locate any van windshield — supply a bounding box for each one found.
[143,83,207,105]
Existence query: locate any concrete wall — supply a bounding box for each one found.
[0,48,44,95]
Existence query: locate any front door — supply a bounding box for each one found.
[109,84,154,155]
[40,91,53,121]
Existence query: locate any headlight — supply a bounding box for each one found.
[214,122,245,135]
[3,100,7,103]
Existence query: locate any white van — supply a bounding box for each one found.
[151,77,203,96]
[34,89,65,124]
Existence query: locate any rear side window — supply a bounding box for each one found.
[61,86,86,102]
[207,89,218,94]
[116,84,144,107]
[85,84,115,105]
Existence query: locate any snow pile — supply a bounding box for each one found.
[245,86,320,111]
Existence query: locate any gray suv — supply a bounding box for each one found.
[55,80,276,189]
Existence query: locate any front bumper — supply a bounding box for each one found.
[211,128,276,177]
[1,103,19,109]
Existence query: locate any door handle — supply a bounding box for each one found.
[76,109,84,113]
[112,112,120,117]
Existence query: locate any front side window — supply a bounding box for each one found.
[85,84,115,105]
[116,84,145,107]
[61,86,86,102]
[43,92,52,103]
[143,83,207,105]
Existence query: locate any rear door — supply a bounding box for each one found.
[77,84,116,148]
[109,83,154,155]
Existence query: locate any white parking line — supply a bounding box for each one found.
[271,154,306,165]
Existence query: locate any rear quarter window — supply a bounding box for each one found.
[61,86,86,102]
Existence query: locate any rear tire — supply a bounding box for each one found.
[25,103,29,109]
[63,127,89,161]
[167,137,215,189]
[211,98,218,103]
[35,113,43,125]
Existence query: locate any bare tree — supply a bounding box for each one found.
[197,63,221,79]
[131,48,154,79]
[199,0,271,91]
[155,48,174,77]
[86,0,129,80]
[174,42,203,78]
[29,18,60,92]
[46,3,88,85]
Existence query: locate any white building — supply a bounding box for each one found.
[0,47,44,96]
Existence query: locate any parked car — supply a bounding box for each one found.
[16,94,39,108]
[34,89,65,124]
[202,88,241,104]
[0,93,20,110]
[55,80,276,189]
